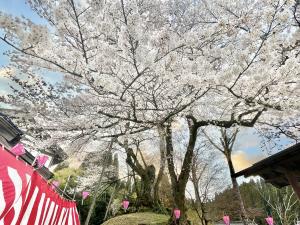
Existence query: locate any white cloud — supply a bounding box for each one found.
[232,150,265,172]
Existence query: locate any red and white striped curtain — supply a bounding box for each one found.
[0,147,80,225]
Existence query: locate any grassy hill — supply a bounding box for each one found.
[101,212,169,225]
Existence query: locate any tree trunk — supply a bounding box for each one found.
[120,125,165,209]
[166,118,198,225]
[204,128,250,225]
[170,183,188,225]
[227,155,249,225]
[137,166,156,207]
[154,125,167,207]
[124,141,158,208]
[199,202,209,225]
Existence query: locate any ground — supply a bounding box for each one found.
[101,210,201,225]
[101,212,169,225]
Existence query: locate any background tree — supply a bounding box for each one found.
[190,143,226,225]
[257,180,300,225]
[81,139,116,225]
[203,128,249,225]
[209,179,300,225]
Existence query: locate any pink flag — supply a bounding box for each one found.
[10,143,25,156]
[174,209,181,219]
[265,216,274,225]
[51,180,59,190]
[122,200,129,210]
[223,215,230,225]
[36,155,49,168]
[82,191,90,199]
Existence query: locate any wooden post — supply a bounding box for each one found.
[285,171,300,200]
[73,186,77,200]
[103,184,117,221]
[63,175,71,196]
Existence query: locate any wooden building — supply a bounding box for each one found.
[234,143,300,199]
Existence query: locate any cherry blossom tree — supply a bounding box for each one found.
[0,0,300,224]
[0,0,299,143]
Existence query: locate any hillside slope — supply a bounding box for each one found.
[101,212,169,225]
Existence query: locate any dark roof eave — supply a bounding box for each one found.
[0,113,53,179]
[0,112,23,144]
[234,142,300,179]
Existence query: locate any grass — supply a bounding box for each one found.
[101,212,169,225]
[187,209,201,224]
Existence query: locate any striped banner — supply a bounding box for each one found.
[0,148,80,225]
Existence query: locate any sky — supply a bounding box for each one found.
[0,0,45,65]
[0,0,62,101]
[0,0,42,94]
[0,1,296,179]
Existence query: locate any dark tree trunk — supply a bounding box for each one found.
[170,182,187,225]
[137,165,156,208]
[123,141,156,208]
[120,125,166,209]
[166,118,198,225]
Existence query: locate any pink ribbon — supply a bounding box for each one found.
[174,209,181,219]
[122,200,129,210]
[223,215,230,225]
[36,155,49,168]
[10,143,25,156]
[82,191,90,199]
[51,181,59,190]
[265,216,274,225]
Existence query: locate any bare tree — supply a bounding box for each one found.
[190,143,226,225]
[84,139,115,225]
[203,128,249,225]
[257,181,300,225]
